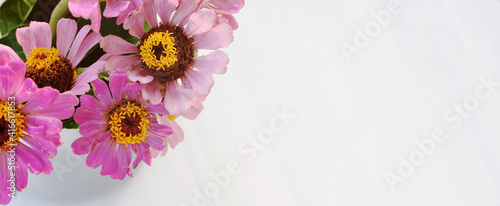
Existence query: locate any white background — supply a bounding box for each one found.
[5,0,500,205]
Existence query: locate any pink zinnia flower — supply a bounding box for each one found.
[72,70,173,180]
[101,0,234,119]
[0,59,78,205]
[15,19,102,95]
[69,0,143,32]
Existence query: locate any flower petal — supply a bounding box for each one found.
[185,8,216,37]
[92,79,114,107]
[57,18,78,56]
[193,23,233,50]
[101,35,138,55]
[16,21,52,56]
[193,50,229,74]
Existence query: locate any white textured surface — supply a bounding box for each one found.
[9,0,500,205]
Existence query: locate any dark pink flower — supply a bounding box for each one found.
[0,59,78,205]
[72,70,173,180]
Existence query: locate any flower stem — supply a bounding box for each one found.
[49,0,69,39]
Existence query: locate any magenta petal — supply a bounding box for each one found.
[100,144,118,176]
[0,44,20,63]
[14,162,28,192]
[132,143,144,169]
[193,50,229,74]
[74,109,106,124]
[124,82,142,99]
[92,78,114,107]
[26,116,63,134]
[86,139,112,168]
[193,23,233,50]
[14,78,37,104]
[0,66,14,100]
[79,122,107,137]
[79,95,107,114]
[101,35,138,55]
[0,153,12,205]
[8,59,27,94]
[109,71,129,102]
[33,93,78,119]
[72,137,94,155]
[185,8,216,37]
[57,18,78,56]
[23,134,58,158]
[23,87,59,113]
[16,21,52,56]
[15,143,47,174]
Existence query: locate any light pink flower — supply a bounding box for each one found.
[15,19,102,95]
[101,0,233,119]
[69,0,143,32]
[0,59,78,205]
[150,115,184,158]
[199,0,245,29]
[72,70,173,180]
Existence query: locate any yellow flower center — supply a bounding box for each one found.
[107,101,150,146]
[139,31,178,71]
[0,102,25,151]
[25,47,75,92]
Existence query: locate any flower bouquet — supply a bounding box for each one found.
[0,0,244,204]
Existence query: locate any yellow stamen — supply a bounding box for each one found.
[167,115,177,121]
[107,101,150,146]
[139,31,178,70]
[26,47,61,71]
[0,102,25,151]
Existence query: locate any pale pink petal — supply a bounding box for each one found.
[101,35,138,55]
[193,23,233,50]
[185,8,216,37]
[185,69,214,96]
[142,81,163,105]
[57,18,78,56]
[128,69,154,83]
[183,99,203,119]
[211,0,245,14]
[193,50,228,74]
[16,22,52,56]
[105,55,142,71]
[142,0,158,27]
[164,83,193,117]
[68,0,102,32]
[69,32,102,66]
[157,0,179,23]
[124,82,142,99]
[171,0,201,27]
[146,103,168,115]
[124,10,145,38]
[103,0,130,18]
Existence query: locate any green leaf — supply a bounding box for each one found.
[0,0,37,35]
[0,24,27,61]
[62,116,80,129]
